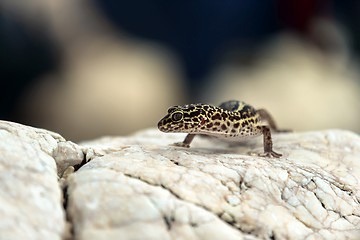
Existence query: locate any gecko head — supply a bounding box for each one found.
[157,104,206,133]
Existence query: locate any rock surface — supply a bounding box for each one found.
[1,120,360,240]
[0,121,83,240]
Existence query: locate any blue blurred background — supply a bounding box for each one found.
[1,0,359,140]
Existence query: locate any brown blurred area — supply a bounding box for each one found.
[1,0,185,140]
[1,0,359,141]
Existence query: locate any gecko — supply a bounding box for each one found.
[157,100,288,158]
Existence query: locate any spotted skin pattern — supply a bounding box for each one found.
[157,100,287,158]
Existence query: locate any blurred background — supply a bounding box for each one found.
[1,0,359,141]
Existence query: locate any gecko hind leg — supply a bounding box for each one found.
[258,125,282,158]
[256,109,291,133]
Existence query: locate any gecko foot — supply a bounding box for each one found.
[258,150,282,158]
[171,142,190,148]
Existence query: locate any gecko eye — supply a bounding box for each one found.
[171,112,183,122]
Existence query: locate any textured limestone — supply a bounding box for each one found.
[1,119,360,240]
[67,129,360,240]
[0,121,83,240]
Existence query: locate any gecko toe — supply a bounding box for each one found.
[259,151,282,158]
[171,142,190,148]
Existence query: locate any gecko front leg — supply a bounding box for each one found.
[172,134,196,148]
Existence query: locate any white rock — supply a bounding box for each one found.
[1,120,360,240]
[67,169,244,240]
[0,121,76,240]
[69,128,360,240]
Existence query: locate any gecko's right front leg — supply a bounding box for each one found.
[172,134,196,148]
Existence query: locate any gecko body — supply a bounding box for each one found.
[158,100,286,158]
